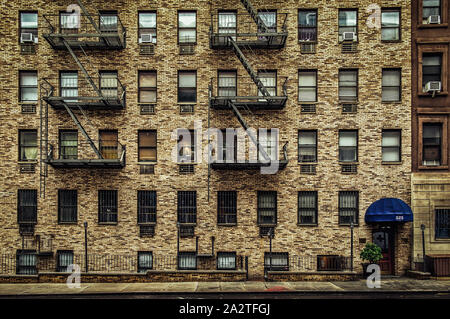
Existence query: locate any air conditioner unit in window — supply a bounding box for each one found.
[428,15,441,24]
[20,33,34,43]
[341,32,357,42]
[140,34,153,43]
[425,81,441,93]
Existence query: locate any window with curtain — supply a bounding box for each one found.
[99,130,118,159]
[339,191,359,225]
[178,252,197,270]
[435,209,450,239]
[298,191,318,225]
[339,130,358,162]
[19,130,37,161]
[264,252,289,271]
[338,9,357,36]
[382,69,401,102]
[20,12,38,43]
[138,130,157,162]
[298,70,317,102]
[298,130,317,163]
[58,190,77,223]
[258,129,278,161]
[178,191,197,224]
[138,252,153,272]
[98,190,118,223]
[218,11,237,40]
[258,191,277,225]
[422,54,442,91]
[138,71,157,103]
[422,123,442,166]
[217,252,237,270]
[138,191,157,224]
[100,71,118,98]
[381,9,400,41]
[59,130,77,159]
[177,129,196,163]
[258,71,276,97]
[298,9,317,42]
[218,71,237,97]
[178,71,196,102]
[257,11,277,33]
[339,69,358,101]
[60,72,78,101]
[139,12,157,43]
[57,251,74,272]
[423,0,441,23]
[178,11,196,43]
[99,11,118,32]
[16,250,37,275]
[20,71,38,102]
[217,191,237,224]
[18,189,37,224]
[60,11,79,31]
[382,130,401,162]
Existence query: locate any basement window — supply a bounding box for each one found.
[57,250,74,272]
[16,250,37,275]
[264,252,289,271]
[178,252,197,270]
[138,251,153,272]
[217,252,237,270]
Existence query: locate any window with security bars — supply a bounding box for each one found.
[178,191,196,224]
[20,12,38,43]
[177,129,196,163]
[258,129,278,161]
[59,130,77,159]
[16,250,37,275]
[218,11,237,41]
[264,252,289,271]
[339,191,359,225]
[217,252,237,270]
[19,130,38,162]
[258,70,276,97]
[99,130,118,160]
[298,70,317,102]
[381,9,400,41]
[100,71,118,98]
[138,130,157,162]
[139,71,157,103]
[298,9,317,42]
[19,71,38,102]
[422,123,442,166]
[339,69,358,101]
[298,130,317,163]
[98,190,118,223]
[58,190,77,223]
[422,54,442,91]
[423,0,441,23]
[139,12,157,44]
[382,69,401,102]
[138,191,156,224]
[178,252,197,270]
[258,191,277,225]
[339,130,358,162]
[178,11,196,44]
[99,11,118,32]
[60,71,78,101]
[298,191,318,225]
[435,209,450,239]
[18,189,37,224]
[217,191,237,225]
[138,251,153,272]
[57,250,73,272]
[218,71,237,97]
[382,130,401,162]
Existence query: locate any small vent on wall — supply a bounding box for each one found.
[139,225,155,237]
[20,163,36,174]
[180,225,195,238]
[139,44,155,55]
[300,164,316,174]
[341,42,357,53]
[342,104,357,113]
[179,164,194,175]
[341,164,357,174]
[259,227,275,238]
[20,44,36,55]
[19,224,35,236]
[140,104,155,115]
[179,44,195,55]
[300,104,316,113]
[179,104,194,114]
[300,42,316,54]
[140,165,155,175]
[21,104,37,114]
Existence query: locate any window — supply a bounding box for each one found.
[178,71,196,102]
[257,10,277,33]
[422,53,442,91]
[422,123,442,166]
[257,191,277,225]
[339,191,359,225]
[177,129,196,163]
[381,9,400,41]
[99,130,118,159]
[60,11,79,32]
[16,250,37,275]
[178,11,196,44]
[423,0,441,23]
[218,191,237,224]
[138,71,157,103]
[99,11,118,32]
[298,70,317,102]
[298,9,317,42]
[218,129,237,162]
[338,9,357,38]
[59,130,77,159]
[19,130,37,161]
[435,209,450,239]
[138,252,153,272]
[178,191,196,224]
[18,189,37,224]
[218,11,237,40]
[382,69,401,102]
[298,130,317,163]
[178,252,197,270]
[138,191,157,224]
[57,251,74,272]
[218,71,237,97]
[382,130,401,162]
[99,71,118,98]
[98,190,118,223]
[339,130,358,162]
[264,252,289,271]
[60,71,78,101]
[217,252,237,270]
[258,129,278,161]
[20,71,38,102]
[339,69,358,101]
[298,191,318,225]
[138,12,157,43]
[58,190,77,223]
[258,70,276,97]
[20,12,38,43]
[138,130,157,162]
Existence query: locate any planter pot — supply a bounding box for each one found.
[361,262,379,278]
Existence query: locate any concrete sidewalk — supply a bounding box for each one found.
[0,277,449,296]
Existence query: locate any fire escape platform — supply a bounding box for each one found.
[43,34,126,50]
[42,97,125,110]
[45,158,125,169]
[210,96,287,110]
[210,34,288,50]
[210,160,288,170]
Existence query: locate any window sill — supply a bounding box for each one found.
[217,223,237,227]
[297,223,318,227]
[138,161,156,165]
[298,41,318,44]
[418,23,448,29]
[18,160,38,164]
[298,101,318,104]
[138,222,156,226]
[339,223,359,227]
[381,161,403,165]
[418,92,448,97]
[338,162,359,165]
[98,222,118,226]
[418,165,449,170]
[58,222,77,225]
[381,40,402,43]
[339,101,358,104]
[258,223,277,227]
[381,101,402,104]
[178,102,197,105]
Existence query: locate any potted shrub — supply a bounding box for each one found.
[360,243,383,278]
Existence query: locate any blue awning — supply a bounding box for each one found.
[365,198,413,223]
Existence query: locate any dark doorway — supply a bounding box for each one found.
[372,225,395,275]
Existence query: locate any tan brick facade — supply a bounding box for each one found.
[0,0,413,280]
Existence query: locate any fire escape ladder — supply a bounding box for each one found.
[240,0,269,33]
[227,100,270,162]
[228,37,270,98]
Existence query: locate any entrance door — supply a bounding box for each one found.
[372,226,395,275]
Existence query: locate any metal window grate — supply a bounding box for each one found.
[298,191,318,224]
[178,191,197,224]
[138,191,157,224]
[217,252,237,270]
[338,191,359,225]
[18,189,37,224]
[342,104,357,113]
[179,104,194,113]
[179,44,195,55]
[341,164,357,174]
[16,250,37,275]
[98,190,118,223]
[138,251,153,272]
[140,164,155,175]
[58,190,77,223]
[21,104,36,114]
[179,164,195,174]
[178,252,197,270]
[19,224,35,236]
[435,209,450,239]
[139,44,155,55]
[301,104,316,113]
[257,191,277,225]
[19,163,36,174]
[179,225,195,238]
[139,225,155,237]
[264,252,289,271]
[217,191,237,225]
[300,164,316,174]
[341,42,357,53]
[56,250,74,272]
[300,43,316,54]
[259,226,275,238]
[317,255,349,271]
[140,104,155,114]
[20,44,36,55]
